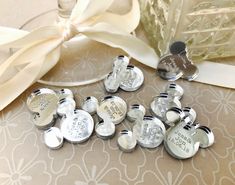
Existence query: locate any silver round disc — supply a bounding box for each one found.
[183,107,197,123]
[104,72,119,93]
[97,96,127,125]
[194,126,214,148]
[165,107,185,126]
[44,127,64,149]
[81,96,99,115]
[181,62,199,81]
[57,97,76,117]
[56,88,74,100]
[27,88,58,113]
[120,65,144,92]
[117,130,137,152]
[169,41,187,55]
[150,96,181,122]
[165,83,184,100]
[164,127,199,159]
[95,120,115,139]
[27,88,59,129]
[133,116,165,148]
[127,104,146,122]
[60,109,94,143]
[157,55,184,81]
[104,55,130,93]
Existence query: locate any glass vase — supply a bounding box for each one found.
[140,0,235,61]
[20,0,125,86]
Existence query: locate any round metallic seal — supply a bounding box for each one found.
[150,95,181,122]
[44,127,64,149]
[180,59,199,81]
[183,107,197,123]
[157,55,184,81]
[120,65,144,92]
[95,119,115,140]
[57,97,76,117]
[60,109,94,143]
[169,41,187,55]
[164,126,200,159]
[133,116,166,148]
[165,83,184,100]
[165,107,186,126]
[56,88,74,100]
[27,88,59,129]
[97,96,127,125]
[194,126,214,148]
[117,130,137,152]
[127,104,146,122]
[104,55,130,93]
[81,96,99,115]
[104,72,119,93]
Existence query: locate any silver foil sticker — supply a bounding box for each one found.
[27,88,59,129]
[133,116,166,148]
[120,65,144,92]
[97,96,127,125]
[117,130,137,152]
[82,96,99,115]
[44,127,64,149]
[60,109,94,143]
[104,55,129,93]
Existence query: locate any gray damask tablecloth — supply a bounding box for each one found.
[0,1,234,185]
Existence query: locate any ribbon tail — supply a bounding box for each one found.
[0,26,28,45]
[80,23,159,68]
[93,0,140,33]
[195,61,235,89]
[0,26,62,49]
[0,47,61,111]
[0,38,62,78]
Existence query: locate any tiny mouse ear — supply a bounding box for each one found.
[81,96,98,115]
[56,88,74,100]
[27,88,59,130]
[57,97,76,117]
[127,104,145,122]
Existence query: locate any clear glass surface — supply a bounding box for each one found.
[20,9,125,86]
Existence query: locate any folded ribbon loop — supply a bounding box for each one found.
[0,0,159,111]
[58,22,78,42]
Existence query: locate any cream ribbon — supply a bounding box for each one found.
[1,0,234,112]
[0,0,159,111]
[195,61,235,89]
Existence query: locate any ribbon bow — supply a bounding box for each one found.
[0,0,159,111]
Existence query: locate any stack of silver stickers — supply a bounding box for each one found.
[150,83,214,159]
[27,88,94,149]
[164,106,214,159]
[59,99,94,144]
[150,83,183,122]
[85,95,127,140]
[104,55,144,93]
[157,41,199,81]
[149,83,214,159]
[27,83,214,160]
[117,104,166,152]
[81,96,118,140]
[27,88,73,129]
[27,89,129,149]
